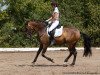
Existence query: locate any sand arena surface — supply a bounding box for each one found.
[0,48,100,75]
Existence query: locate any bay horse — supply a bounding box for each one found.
[25,20,92,66]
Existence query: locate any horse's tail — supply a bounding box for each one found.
[80,32,92,57]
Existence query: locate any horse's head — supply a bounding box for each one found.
[25,20,46,38]
[25,20,36,38]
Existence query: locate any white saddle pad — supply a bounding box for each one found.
[47,26,63,37]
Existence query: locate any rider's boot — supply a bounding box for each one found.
[48,31,55,45]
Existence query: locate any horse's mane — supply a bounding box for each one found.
[26,19,47,30]
[25,19,46,26]
[34,20,46,28]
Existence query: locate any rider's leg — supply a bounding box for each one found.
[48,20,59,45]
[48,30,55,44]
[48,20,59,32]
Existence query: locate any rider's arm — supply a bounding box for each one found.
[46,12,59,22]
[46,17,52,22]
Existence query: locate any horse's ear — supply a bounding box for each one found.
[24,18,30,22]
[24,18,30,26]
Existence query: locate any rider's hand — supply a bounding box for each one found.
[45,20,48,25]
[45,19,49,22]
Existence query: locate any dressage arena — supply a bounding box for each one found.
[0,48,100,75]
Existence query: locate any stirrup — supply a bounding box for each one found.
[50,39,55,45]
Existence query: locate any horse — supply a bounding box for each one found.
[25,20,92,66]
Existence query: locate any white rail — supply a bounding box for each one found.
[0,47,99,51]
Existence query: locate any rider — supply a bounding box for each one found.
[46,0,60,44]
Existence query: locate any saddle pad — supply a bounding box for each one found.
[47,26,63,37]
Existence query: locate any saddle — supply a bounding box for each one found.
[47,25,63,37]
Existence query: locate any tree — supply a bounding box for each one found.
[0,0,100,47]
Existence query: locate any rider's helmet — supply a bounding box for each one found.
[51,0,58,7]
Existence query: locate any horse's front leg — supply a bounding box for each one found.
[32,44,43,66]
[41,44,54,63]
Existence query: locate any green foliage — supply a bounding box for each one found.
[0,0,100,47]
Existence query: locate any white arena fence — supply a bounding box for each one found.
[0,47,99,52]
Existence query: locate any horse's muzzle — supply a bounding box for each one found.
[25,29,32,39]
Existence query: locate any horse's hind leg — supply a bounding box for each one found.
[64,51,73,64]
[63,48,73,66]
[41,44,54,63]
[70,47,77,66]
[64,43,77,66]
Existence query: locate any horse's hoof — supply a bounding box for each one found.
[31,62,35,67]
[63,64,68,67]
[51,59,55,63]
[52,60,55,63]
[70,63,75,66]
[63,62,68,67]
